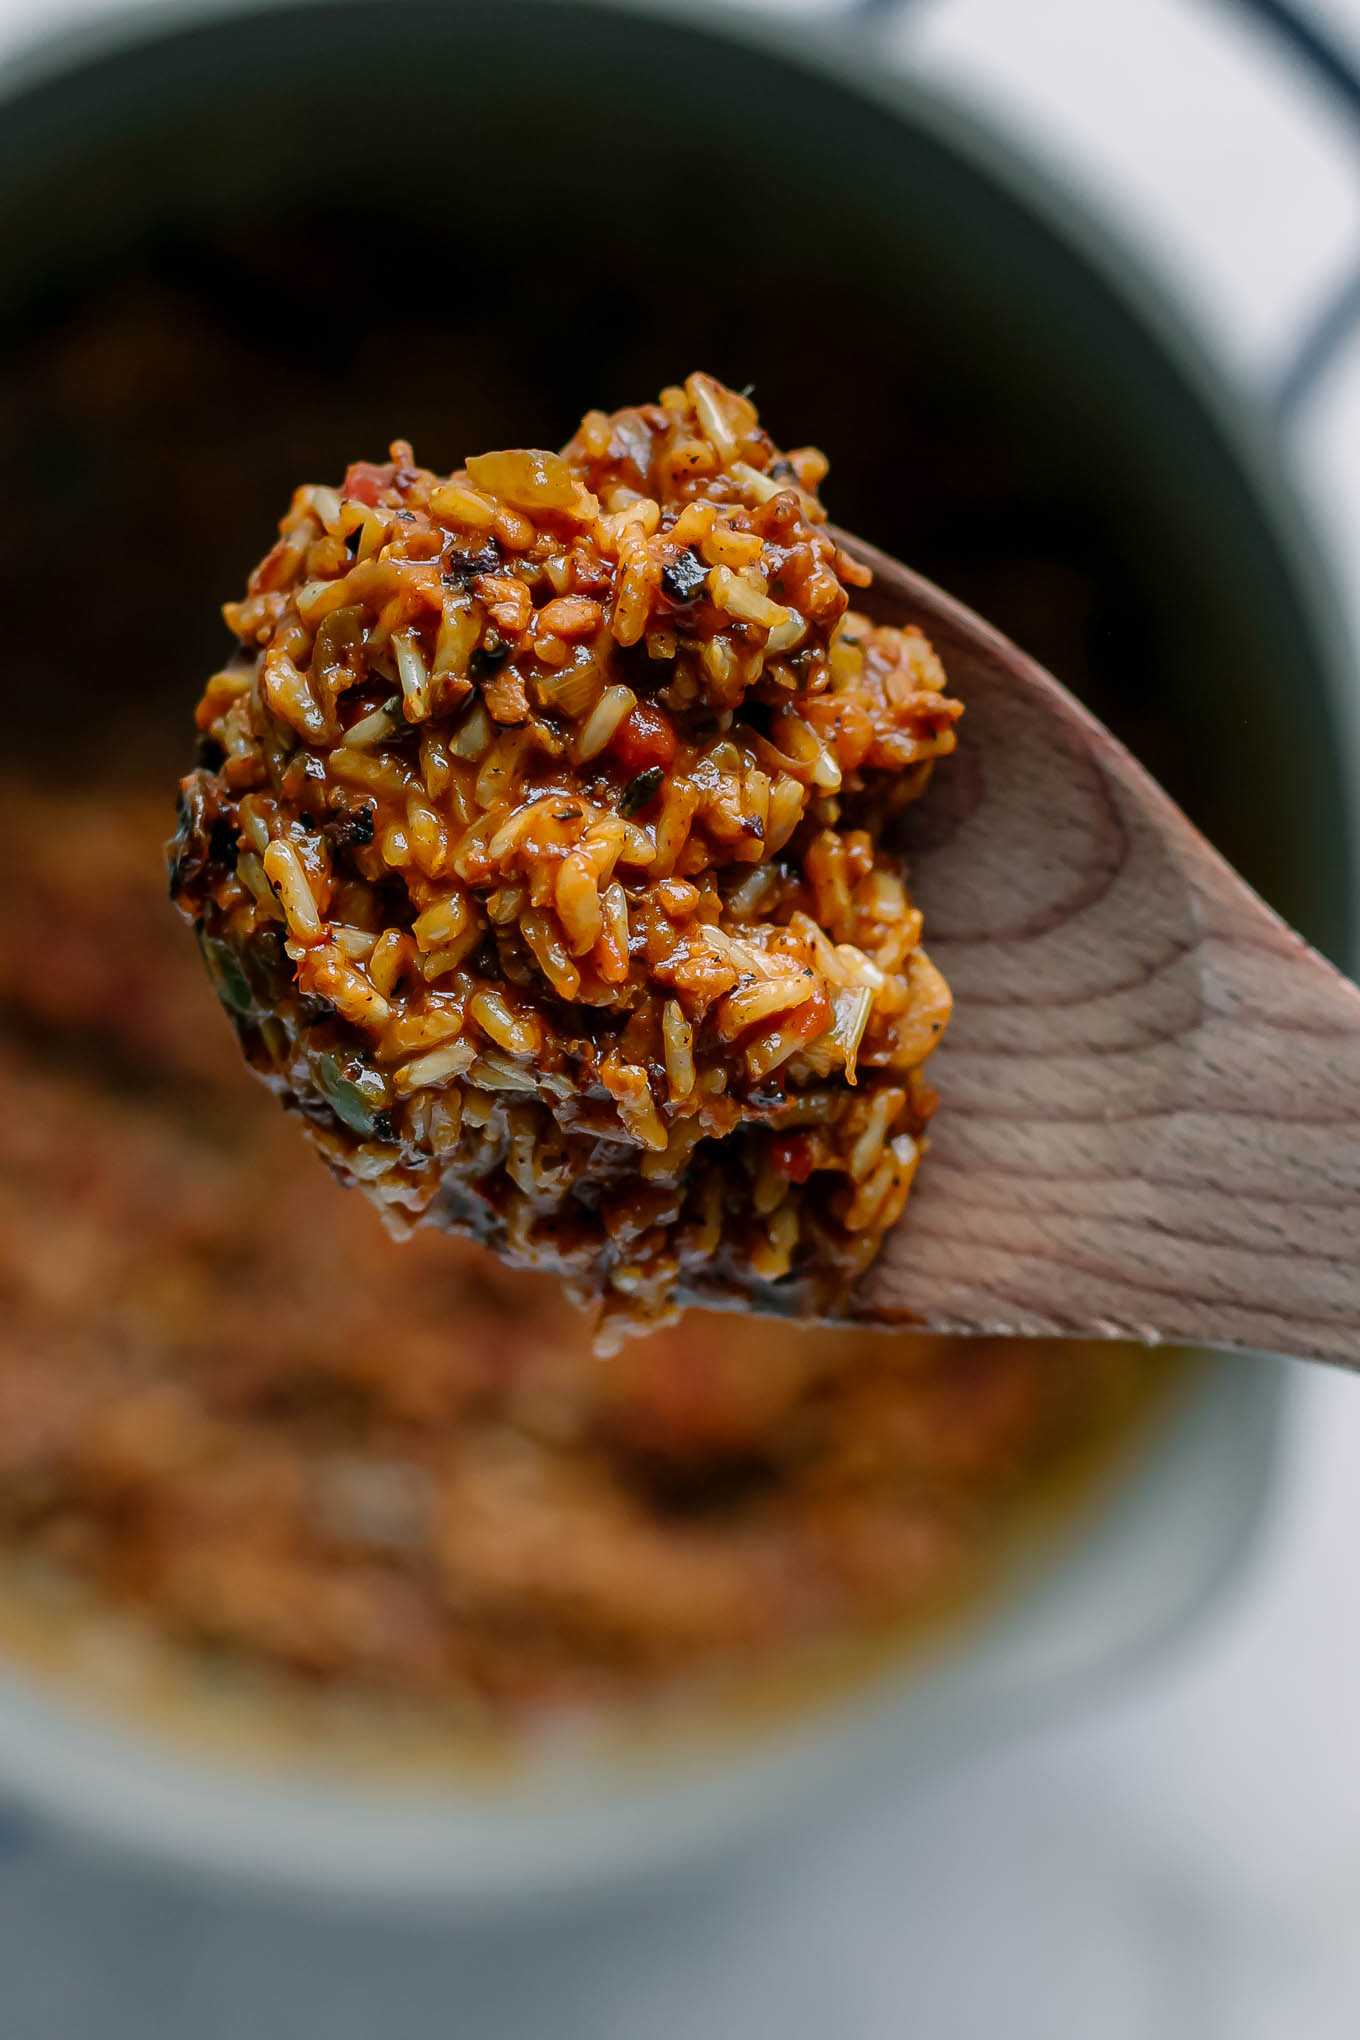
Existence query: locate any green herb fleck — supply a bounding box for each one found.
[619,766,665,818]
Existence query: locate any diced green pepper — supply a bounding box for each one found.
[311,1050,392,1138]
[196,926,255,1018]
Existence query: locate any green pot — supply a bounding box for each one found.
[0,0,1350,1901]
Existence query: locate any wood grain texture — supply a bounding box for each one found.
[837,534,1360,1368]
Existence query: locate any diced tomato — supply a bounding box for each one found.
[787,984,832,1047]
[610,701,677,774]
[769,1133,815,1183]
[343,460,390,508]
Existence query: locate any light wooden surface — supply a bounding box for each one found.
[843,535,1360,1367]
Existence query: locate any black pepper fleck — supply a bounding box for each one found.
[443,538,501,580]
[660,548,708,603]
[326,803,375,850]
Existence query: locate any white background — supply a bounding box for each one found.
[2,2,1360,2033]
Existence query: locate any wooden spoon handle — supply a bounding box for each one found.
[1112,823,1360,1364]
[848,534,1360,1366]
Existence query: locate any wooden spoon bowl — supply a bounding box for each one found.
[839,532,1360,1369]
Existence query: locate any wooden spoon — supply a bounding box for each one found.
[837,531,1360,1368]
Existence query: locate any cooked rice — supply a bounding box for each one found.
[170,375,962,1346]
